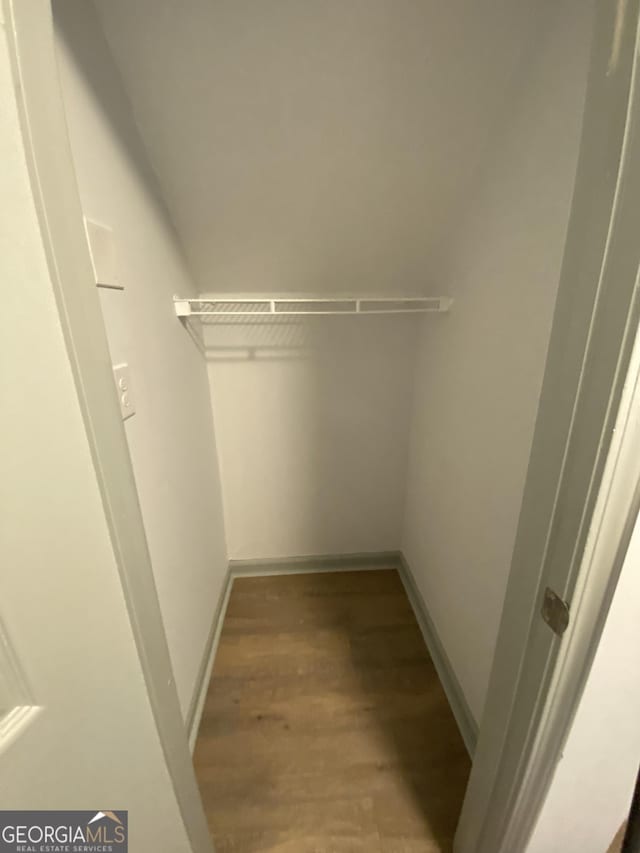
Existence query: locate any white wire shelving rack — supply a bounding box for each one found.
[174,295,453,319]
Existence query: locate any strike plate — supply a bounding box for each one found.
[541,587,570,637]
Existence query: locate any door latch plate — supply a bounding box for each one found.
[541,587,570,637]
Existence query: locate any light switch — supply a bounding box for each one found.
[112,363,135,420]
[85,218,122,289]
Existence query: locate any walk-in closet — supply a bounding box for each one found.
[50,0,596,849]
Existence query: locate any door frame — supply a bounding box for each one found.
[5,1,640,852]
[456,1,640,849]
[3,1,214,851]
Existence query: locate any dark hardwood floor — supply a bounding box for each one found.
[193,569,471,852]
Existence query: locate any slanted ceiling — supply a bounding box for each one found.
[93,0,546,295]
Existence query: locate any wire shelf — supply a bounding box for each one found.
[174,295,453,318]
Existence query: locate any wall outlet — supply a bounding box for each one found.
[112,363,135,420]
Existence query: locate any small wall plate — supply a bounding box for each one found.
[84,218,122,289]
[112,363,135,420]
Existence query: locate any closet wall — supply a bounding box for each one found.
[92,0,539,297]
[93,0,544,561]
[55,0,594,739]
[53,1,228,720]
[205,317,419,559]
[402,0,595,722]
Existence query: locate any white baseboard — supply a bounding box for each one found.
[186,569,233,752]
[229,550,400,577]
[186,550,478,758]
[397,553,478,757]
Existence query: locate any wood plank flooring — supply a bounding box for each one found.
[193,569,471,852]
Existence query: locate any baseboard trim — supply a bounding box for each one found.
[397,553,478,757]
[186,568,234,752]
[229,550,401,577]
[187,550,478,760]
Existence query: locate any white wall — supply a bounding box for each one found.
[527,511,640,853]
[53,1,228,720]
[402,0,594,722]
[0,16,190,846]
[206,316,420,560]
[94,0,540,297]
[87,0,595,580]
[57,0,594,732]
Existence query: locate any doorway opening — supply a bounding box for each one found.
[16,0,635,850]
